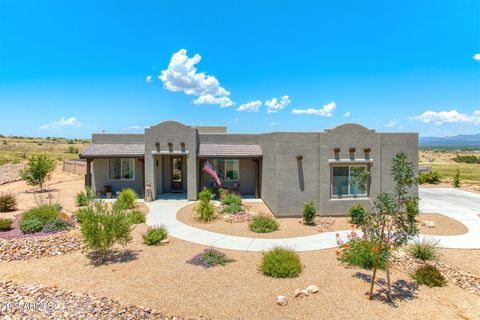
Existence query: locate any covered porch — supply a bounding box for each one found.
[197,144,262,198]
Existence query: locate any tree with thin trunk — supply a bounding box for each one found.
[19,154,56,193]
[351,152,419,302]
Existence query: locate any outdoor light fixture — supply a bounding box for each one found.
[296,154,303,160]
[349,147,356,153]
[364,147,371,153]
[180,142,185,148]
[333,147,340,153]
[155,142,160,147]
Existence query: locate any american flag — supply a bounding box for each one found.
[203,161,221,186]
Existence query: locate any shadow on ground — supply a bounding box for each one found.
[86,249,141,267]
[354,272,418,306]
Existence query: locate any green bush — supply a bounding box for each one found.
[409,238,439,261]
[76,187,95,207]
[75,206,90,223]
[222,203,243,214]
[260,247,302,278]
[21,205,59,226]
[20,218,44,234]
[187,248,234,268]
[302,201,316,225]
[418,171,441,185]
[115,188,137,210]
[80,203,133,261]
[221,193,242,206]
[0,218,13,231]
[412,265,446,287]
[0,191,16,212]
[126,210,146,224]
[338,238,386,269]
[143,226,168,245]
[249,215,279,233]
[19,154,55,192]
[42,218,71,233]
[348,204,367,226]
[194,199,216,222]
[198,187,213,202]
[453,168,461,188]
[452,155,480,164]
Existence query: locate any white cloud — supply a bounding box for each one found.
[473,53,480,61]
[385,120,397,127]
[146,75,153,82]
[344,111,351,117]
[413,109,480,125]
[236,100,262,112]
[270,122,280,126]
[159,49,234,107]
[265,95,291,113]
[291,102,336,117]
[40,117,82,129]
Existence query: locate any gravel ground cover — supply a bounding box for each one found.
[0,163,24,185]
[1,224,479,320]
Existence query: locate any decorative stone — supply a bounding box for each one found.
[276,295,288,306]
[422,221,435,228]
[300,289,309,297]
[306,285,319,293]
[160,239,169,244]
[294,289,301,298]
[223,214,231,222]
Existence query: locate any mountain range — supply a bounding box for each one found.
[419,133,480,148]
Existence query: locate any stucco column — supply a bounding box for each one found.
[145,153,156,199]
[85,159,92,187]
[187,153,197,200]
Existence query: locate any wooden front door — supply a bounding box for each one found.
[171,157,183,192]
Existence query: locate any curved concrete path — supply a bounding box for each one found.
[146,188,480,252]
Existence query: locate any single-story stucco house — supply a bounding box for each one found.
[79,121,418,217]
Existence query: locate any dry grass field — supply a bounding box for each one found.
[0,136,89,165]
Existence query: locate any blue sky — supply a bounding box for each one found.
[0,0,479,138]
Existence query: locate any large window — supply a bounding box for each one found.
[109,158,135,180]
[210,159,240,181]
[331,165,368,197]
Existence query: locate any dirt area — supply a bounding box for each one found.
[417,213,468,236]
[437,249,480,277]
[177,203,353,238]
[0,225,479,320]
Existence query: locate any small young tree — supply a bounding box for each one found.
[19,154,55,192]
[351,152,419,301]
[453,168,461,188]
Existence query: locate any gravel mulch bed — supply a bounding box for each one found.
[416,213,468,235]
[0,163,24,185]
[393,256,480,296]
[0,280,203,319]
[0,230,83,262]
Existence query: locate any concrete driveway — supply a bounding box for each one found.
[419,187,480,249]
[146,188,480,251]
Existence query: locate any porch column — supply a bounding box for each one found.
[85,159,92,188]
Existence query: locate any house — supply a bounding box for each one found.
[79,121,418,217]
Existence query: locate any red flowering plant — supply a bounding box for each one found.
[335,231,386,270]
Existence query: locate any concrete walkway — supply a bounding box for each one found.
[146,188,480,252]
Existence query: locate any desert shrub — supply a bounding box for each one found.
[409,238,439,261]
[194,196,216,223]
[75,206,90,223]
[198,187,213,202]
[337,235,386,270]
[412,265,446,287]
[0,218,13,231]
[187,248,234,268]
[453,168,461,188]
[20,218,44,234]
[260,247,302,278]
[452,155,480,164]
[143,226,168,245]
[42,218,71,233]
[302,201,316,225]
[76,187,95,207]
[80,203,133,261]
[52,202,63,213]
[21,205,59,226]
[66,146,79,154]
[348,204,367,226]
[404,197,419,215]
[221,193,242,207]
[19,154,55,192]
[418,171,441,185]
[0,191,16,212]
[222,203,243,214]
[126,210,146,224]
[115,188,137,210]
[249,215,279,233]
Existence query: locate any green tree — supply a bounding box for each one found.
[19,154,55,192]
[351,152,419,302]
[453,168,461,188]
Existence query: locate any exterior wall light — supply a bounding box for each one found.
[349,147,356,153]
[296,154,303,160]
[333,148,340,153]
[364,147,371,153]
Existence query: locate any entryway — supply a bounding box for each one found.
[171,157,184,193]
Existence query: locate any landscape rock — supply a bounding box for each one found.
[276,295,287,306]
[421,220,435,228]
[306,285,319,293]
[160,239,170,244]
[0,163,25,185]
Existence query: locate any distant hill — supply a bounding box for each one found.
[419,133,480,149]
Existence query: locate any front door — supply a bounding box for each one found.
[171,157,183,192]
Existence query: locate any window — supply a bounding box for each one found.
[109,158,135,180]
[331,165,368,197]
[209,159,239,181]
